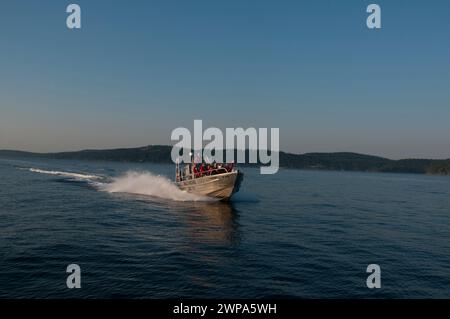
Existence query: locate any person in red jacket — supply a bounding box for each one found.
[199,163,205,177]
[193,165,198,178]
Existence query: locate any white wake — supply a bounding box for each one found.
[28,168,101,180]
[101,171,215,202]
[27,167,215,202]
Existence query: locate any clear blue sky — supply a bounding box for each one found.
[1,0,449,159]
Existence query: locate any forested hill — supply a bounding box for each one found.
[1,145,449,175]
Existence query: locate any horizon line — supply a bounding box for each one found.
[0,145,449,161]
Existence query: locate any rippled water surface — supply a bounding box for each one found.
[1,156,450,298]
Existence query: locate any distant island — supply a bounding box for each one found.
[1,145,449,176]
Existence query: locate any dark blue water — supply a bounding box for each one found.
[1,156,450,298]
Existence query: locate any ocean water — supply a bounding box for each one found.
[1,156,450,298]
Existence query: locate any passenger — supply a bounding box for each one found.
[193,165,198,178]
[200,164,205,177]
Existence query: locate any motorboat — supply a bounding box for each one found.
[175,162,243,201]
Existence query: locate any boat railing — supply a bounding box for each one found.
[193,167,229,178]
[175,164,236,182]
[177,165,236,182]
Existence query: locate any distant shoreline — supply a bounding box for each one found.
[1,145,449,176]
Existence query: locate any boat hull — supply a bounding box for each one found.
[177,171,243,201]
